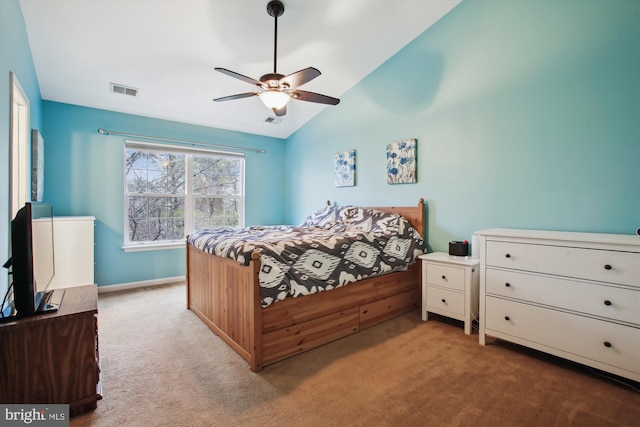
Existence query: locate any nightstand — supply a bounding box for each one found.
[419,252,479,334]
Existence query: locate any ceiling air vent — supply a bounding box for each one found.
[110,83,138,97]
[264,116,283,124]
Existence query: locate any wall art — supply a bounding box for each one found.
[334,149,356,187]
[31,129,44,201]
[387,139,417,184]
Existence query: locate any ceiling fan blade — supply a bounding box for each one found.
[215,68,263,87]
[280,67,321,89]
[213,92,259,102]
[272,105,287,117]
[292,90,340,105]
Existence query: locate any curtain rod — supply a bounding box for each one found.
[97,128,267,154]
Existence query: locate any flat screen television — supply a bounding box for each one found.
[1,202,62,319]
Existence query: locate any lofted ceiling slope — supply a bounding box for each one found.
[19,0,461,139]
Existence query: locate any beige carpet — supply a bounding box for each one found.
[71,283,639,427]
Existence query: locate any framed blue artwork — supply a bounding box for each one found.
[387,139,417,184]
[334,149,356,187]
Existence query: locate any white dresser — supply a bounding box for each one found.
[476,228,640,382]
[49,216,95,289]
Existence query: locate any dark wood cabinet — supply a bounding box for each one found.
[0,285,99,417]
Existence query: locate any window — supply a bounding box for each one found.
[124,141,244,250]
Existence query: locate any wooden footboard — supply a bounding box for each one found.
[187,199,425,372]
[187,247,263,371]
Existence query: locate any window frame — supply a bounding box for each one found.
[123,140,245,251]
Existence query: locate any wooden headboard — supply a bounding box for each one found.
[327,198,426,238]
[369,198,425,238]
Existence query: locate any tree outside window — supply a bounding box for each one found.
[125,142,244,247]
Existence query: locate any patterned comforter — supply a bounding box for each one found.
[188,205,427,307]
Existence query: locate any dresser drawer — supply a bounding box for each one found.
[426,286,465,316]
[485,296,640,375]
[486,241,640,287]
[426,264,465,291]
[486,268,640,325]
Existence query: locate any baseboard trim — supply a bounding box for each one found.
[97,276,186,294]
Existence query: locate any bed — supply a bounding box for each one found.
[186,198,426,372]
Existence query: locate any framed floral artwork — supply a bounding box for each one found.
[334,149,356,187]
[31,129,44,201]
[387,139,417,184]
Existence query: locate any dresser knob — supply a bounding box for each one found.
[505,254,511,258]
[604,264,612,270]
[505,283,511,288]
[441,298,446,303]
[504,316,510,321]
[604,300,612,306]
[604,341,612,348]
[442,275,446,280]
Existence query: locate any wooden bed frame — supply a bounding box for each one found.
[186,198,425,372]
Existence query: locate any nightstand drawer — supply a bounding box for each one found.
[426,264,465,291]
[426,286,465,316]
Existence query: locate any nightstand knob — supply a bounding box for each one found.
[504,316,510,321]
[441,298,446,303]
[604,264,612,270]
[505,283,511,288]
[604,341,612,348]
[604,300,612,306]
[441,275,446,280]
[505,253,511,258]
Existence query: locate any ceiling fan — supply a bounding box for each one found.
[213,0,340,117]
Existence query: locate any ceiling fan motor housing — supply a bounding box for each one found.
[260,73,286,88]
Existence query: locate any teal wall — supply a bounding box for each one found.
[42,102,285,286]
[285,0,640,253]
[0,0,43,295]
[3,0,639,289]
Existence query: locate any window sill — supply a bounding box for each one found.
[122,241,185,252]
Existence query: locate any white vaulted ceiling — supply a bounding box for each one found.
[19,0,461,139]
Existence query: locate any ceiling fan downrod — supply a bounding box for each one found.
[267,1,285,74]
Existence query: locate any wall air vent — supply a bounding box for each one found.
[110,83,138,97]
[264,116,283,124]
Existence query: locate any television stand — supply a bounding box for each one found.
[0,285,99,417]
[0,288,66,323]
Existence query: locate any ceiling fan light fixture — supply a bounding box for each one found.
[259,90,290,109]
